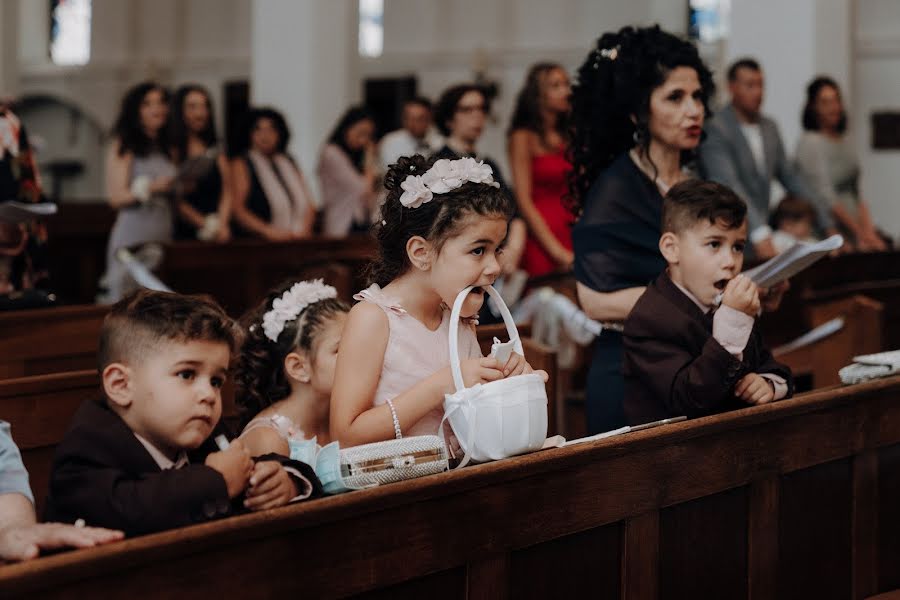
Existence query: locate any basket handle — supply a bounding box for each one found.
[449,285,524,393]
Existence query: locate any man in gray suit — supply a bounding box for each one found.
[698,58,832,259]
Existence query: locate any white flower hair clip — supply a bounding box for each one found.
[261,279,337,342]
[398,157,500,209]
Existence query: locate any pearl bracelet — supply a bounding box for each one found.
[386,398,402,439]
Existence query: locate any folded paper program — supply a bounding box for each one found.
[743,234,843,289]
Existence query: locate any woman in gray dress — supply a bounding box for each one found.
[100,82,177,302]
[795,77,888,251]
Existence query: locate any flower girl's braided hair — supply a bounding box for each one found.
[368,154,514,288]
[234,279,348,427]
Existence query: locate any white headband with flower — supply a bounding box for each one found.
[399,157,500,209]
[261,279,337,342]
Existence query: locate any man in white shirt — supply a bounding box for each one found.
[698,58,832,259]
[378,97,443,171]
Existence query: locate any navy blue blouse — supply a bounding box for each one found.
[572,153,667,294]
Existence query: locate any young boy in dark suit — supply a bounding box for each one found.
[623,180,793,425]
[45,290,318,537]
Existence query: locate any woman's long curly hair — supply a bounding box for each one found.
[112,81,170,157]
[507,62,569,147]
[566,25,715,216]
[234,281,348,428]
[368,154,514,288]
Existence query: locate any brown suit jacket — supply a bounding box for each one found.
[623,271,793,425]
[44,397,233,536]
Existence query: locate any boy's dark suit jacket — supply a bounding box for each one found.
[623,271,793,426]
[44,398,322,537]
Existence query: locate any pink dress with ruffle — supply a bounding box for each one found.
[354,284,483,437]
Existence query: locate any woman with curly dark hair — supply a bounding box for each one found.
[507,63,573,276]
[568,25,714,433]
[101,81,176,302]
[235,279,349,455]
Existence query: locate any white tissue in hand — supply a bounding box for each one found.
[197,214,220,241]
[131,175,152,203]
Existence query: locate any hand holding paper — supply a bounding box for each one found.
[742,234,843,289]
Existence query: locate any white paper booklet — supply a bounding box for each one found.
[743,234,843,288]
[0,200,57,223]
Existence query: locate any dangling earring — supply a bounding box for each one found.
[632,124,647,146]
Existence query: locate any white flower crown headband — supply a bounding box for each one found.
[260,279,337,342]
[398,157,500,209]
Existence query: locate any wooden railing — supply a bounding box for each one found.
[0,376,898,598]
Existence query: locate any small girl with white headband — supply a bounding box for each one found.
[331,155,548,447]
[234,279,348,501]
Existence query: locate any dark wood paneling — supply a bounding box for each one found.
[156,236,376,316]
[748,476,779,600]
[778,458,853,600]
[509,523,621,600]
[878,444,900,592]
[622,511,659,600]
[853,451,879,599]
[353,567,466,600]
[660,486,748,600]
[0,304,106,379]
[2,376,900,598]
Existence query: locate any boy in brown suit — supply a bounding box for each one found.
[623,180,792,425]
[45,290,317,537]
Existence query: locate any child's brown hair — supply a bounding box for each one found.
[98,289,241,371]
[662,180,747,235]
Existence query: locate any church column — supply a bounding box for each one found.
[0,0,20,97]
[250,0,361,200]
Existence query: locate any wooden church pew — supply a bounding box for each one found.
[43,202,117,304]
[2,375,899,598]
[776,294,884,388]
[0,304,108,379]
[155,235,377,316]
[0,235,372,380]
[762,251,900,349]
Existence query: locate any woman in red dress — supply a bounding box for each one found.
[507,63,573,277]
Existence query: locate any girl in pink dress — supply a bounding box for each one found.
[330,155,549,447]
[508,63,574,277]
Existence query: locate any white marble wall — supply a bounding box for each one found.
[853,0,900,239]
[11,0,251,199]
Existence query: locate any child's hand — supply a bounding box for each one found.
[244,461,297,512]
[759,280,789,313]
[500,352,550,382]
[205,439,253,498]
[722,274,761,317]
[458,357,504,387]
[735,373,775,405]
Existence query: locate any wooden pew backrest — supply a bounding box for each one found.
[0,370,100,515]
[2,376,899,598]
[0,305,107,379]
[156,236,377,316]
[776,294,884,389]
